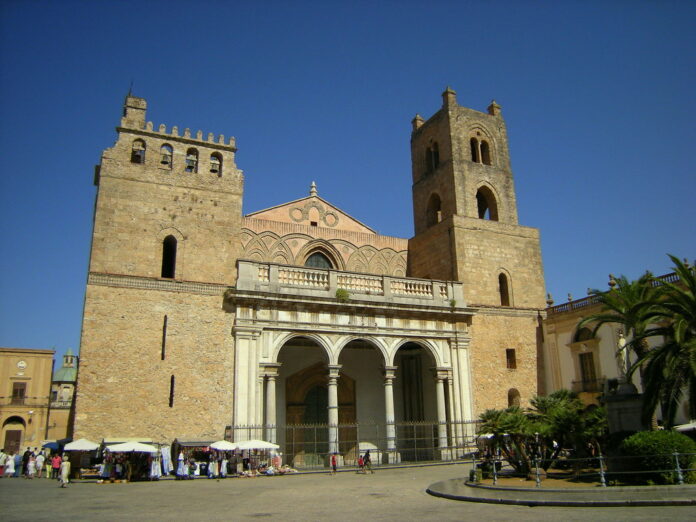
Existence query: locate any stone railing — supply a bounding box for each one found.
[236,261,465,307]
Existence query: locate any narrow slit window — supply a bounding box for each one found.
[169,375,175,407]
[161,315,168,360]
[506,348,517,369]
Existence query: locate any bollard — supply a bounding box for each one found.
[535,457,541,488]
[674,452,684,485]
[598,454,607,487]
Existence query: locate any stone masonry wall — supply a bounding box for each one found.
[467,312,540,414]
[74,284,234,442]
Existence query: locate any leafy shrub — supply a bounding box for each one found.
[616,430,696,484]
[335,288,350,302]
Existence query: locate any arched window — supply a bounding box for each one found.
[161,235,177,278]
[131,139,146,164]
[305,251,333,269]
[185,148,198,173]
[424,142,440,174]
[470,137,479,163]
[508,388,521,407]
[574,327,594,343]
[499,273,510,306]
[210,153,222,176]
[160,144,173,168]
[476,186,499,221]
[426,193,442,227]
[480,140,491,165]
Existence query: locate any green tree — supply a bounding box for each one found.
[631,256,696,427]
[578,271,662,390]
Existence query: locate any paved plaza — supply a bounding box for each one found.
[1,463,694,521]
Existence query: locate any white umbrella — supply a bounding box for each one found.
[675,421,696,432]
[235,439,279,450]
[106,441,158,453]
[64,438,100,451]
[210,440,238,451]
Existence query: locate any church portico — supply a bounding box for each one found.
[227,260,474,464]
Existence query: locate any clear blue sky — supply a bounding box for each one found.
[1,1,694,362]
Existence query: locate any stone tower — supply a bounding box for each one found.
[408,88,546,411]
[73,95,243,441]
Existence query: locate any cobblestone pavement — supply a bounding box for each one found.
[0,464,694,521]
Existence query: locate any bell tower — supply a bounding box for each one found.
[408,88,545,309]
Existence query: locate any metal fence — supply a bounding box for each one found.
[228,420,481,469]
[472,451,696,487]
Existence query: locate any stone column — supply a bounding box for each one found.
[384,366,397,461]
[327,365,341,456]
[435,369,449,458]
[261,363,281,443]
[231,326,261,431]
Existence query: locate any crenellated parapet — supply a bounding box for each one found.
[98,94,243,190]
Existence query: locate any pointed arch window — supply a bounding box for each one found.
[426,193,442,227]
[161,235,177,278]
[131,139,146,164]
[210,152,222,176]
[305,251,333,269]
[160,144,173,168]
[476,186,499,221]
[480,140,491,165]
[499,273,510,306]
[425,142,440,173]
[185,148,198,173]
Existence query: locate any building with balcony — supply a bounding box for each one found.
[0,347,53,454]
[73,89,547,464]
[46,349,78,441]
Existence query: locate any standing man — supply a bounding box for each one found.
[22,447,32,477]
[364,450,374,474]
[51,453,62,479]
[330,453,337,475]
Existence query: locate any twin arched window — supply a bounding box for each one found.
[470,137,492,165]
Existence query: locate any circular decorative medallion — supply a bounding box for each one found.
[17,360,27,370]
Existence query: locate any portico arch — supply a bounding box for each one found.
[271,332,333,364]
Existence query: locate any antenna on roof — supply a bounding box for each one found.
[128,79,134,96]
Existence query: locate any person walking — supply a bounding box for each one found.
[4,452,15,477]
[35,452,45,478]
[59,455,71,488]
[22,447,32,477]
[13,453,21,477]
[0,448,7,477]
[364,450,374,474]
[51,453,62,480]
[330,453,337,475]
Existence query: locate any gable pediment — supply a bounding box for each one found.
[245,195,376,234]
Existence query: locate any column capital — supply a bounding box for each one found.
[450,337,470,350]
[383,366,397,380]
[432,367,450,381]
[328,364,342,379]
[260,362,281,378]
[232,325,262,340]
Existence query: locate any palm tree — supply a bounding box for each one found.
[630,256,696,427]
[578,271,662,387]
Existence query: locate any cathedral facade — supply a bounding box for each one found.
[73,89,546,463]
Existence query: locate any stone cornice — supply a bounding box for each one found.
[88,272,228,296]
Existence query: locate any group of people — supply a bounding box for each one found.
[356,450,374,474]
[0,447,71,487]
